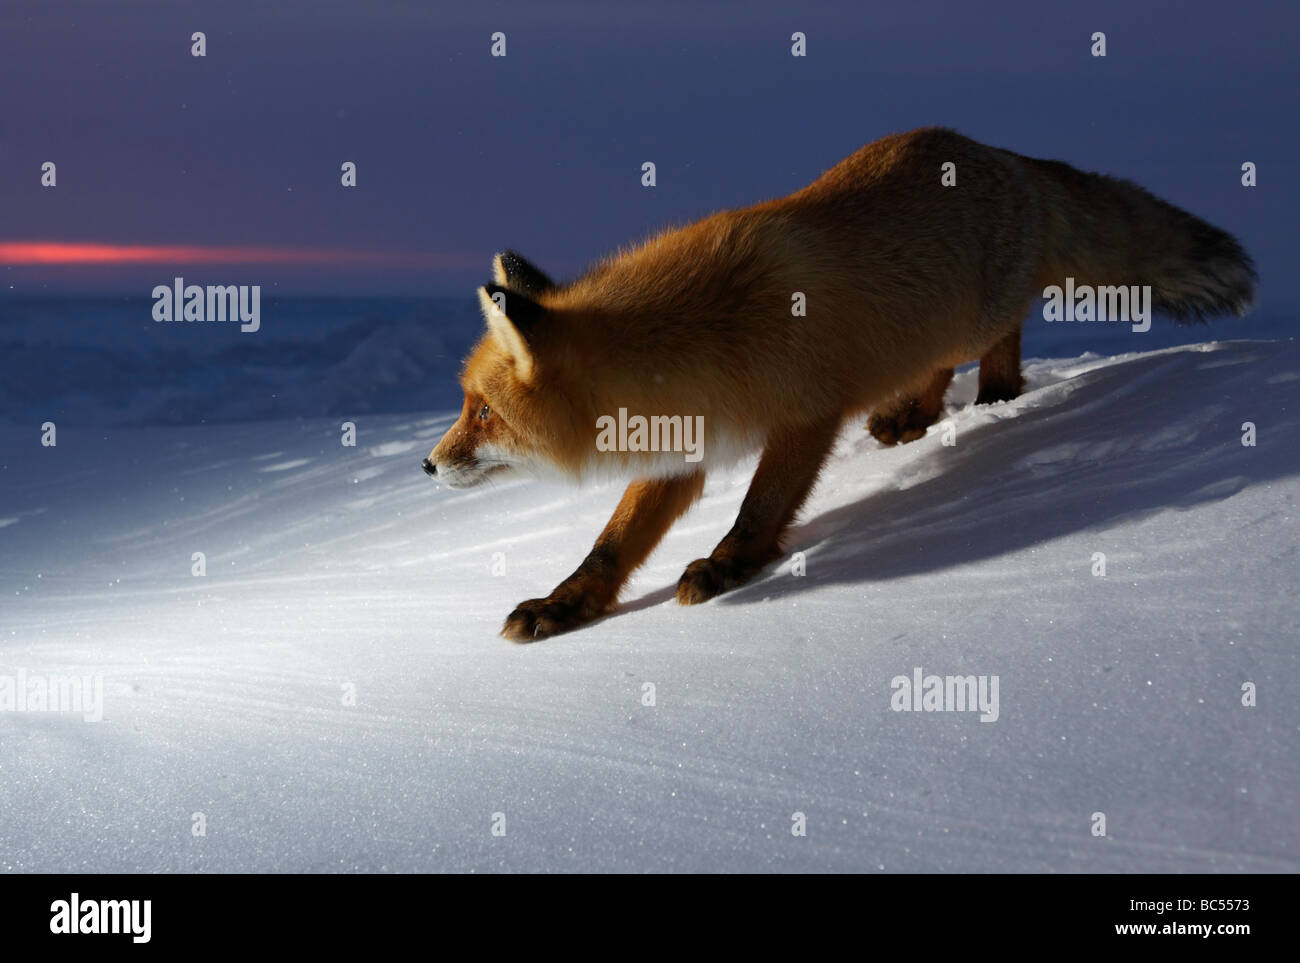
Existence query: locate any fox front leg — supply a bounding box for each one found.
[501,471,705,641]
[676,418,841,605]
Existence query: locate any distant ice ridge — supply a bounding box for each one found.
[0,296,478,427]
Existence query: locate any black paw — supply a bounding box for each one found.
[867,402,934,445]
[501,595,599,642]
[676,555,762,605]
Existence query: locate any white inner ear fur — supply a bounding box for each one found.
[478,287,535,380]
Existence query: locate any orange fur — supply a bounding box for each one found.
[426,127,1256,640]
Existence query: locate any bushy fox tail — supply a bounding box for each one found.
[1026,156,1256,321]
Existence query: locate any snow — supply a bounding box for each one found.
[1,338,1297,872]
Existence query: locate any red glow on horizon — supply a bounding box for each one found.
[0,241,477,269]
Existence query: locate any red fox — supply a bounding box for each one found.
[423,127,1255,641]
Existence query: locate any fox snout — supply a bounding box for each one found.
[422,445,481,489]
[424,420,507,490]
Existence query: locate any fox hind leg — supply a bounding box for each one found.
[867,367,955,446]
[975,326,1023,405]
[677,417,841,605]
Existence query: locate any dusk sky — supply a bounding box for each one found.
[2,0,1295,303]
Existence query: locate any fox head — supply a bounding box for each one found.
[423,252,566,489]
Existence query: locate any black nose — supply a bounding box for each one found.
[421,457,437,477]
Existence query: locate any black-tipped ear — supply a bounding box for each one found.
[479,284,546,379]
[480,283,545,335]
[492,250,556,296]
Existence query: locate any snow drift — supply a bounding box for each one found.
[0,339,1297,872]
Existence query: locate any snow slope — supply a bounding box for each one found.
[1,339,1297,872]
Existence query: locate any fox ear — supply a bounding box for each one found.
[492,250,556,296]
[479,284,544,379]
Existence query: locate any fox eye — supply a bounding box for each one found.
[478,404,491,420]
